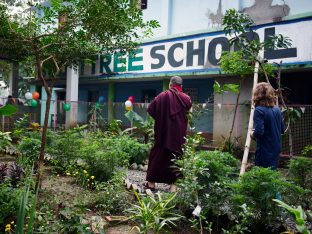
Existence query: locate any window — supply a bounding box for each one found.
[142,89,156,103]
[184,88,198,103]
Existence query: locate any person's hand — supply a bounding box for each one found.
[250,129,255,140]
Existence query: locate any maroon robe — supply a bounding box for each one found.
[146,87,192,184]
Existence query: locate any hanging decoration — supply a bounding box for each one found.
[32,92,40,100]
[128,96,135,104]
[63,103,71,111]
[125,100,133,111]
[98,96,105,104]
[29,99,38,107]
[25,92,33,100]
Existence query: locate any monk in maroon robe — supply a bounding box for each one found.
[144,76,192,191]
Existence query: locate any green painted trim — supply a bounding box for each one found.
[108,82,115,122]
[81,70,222,81]
[162,79,170,91]
[283,63,312,69]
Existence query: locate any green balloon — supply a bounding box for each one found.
[29,99,38,107]
[96,102,101,108]
[63,103,71,111]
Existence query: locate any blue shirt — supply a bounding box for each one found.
[253,106,285,169]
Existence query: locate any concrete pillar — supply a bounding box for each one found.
[212,76,253,146]
[40,87,47,126]
[8,62,19,98]
[65,65,79,128]
[107,82,115,122]
[162,79,170,91]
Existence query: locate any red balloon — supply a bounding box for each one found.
[32,92,40,100]
[128,96,135,103]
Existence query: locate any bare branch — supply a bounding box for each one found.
[39,43,53,51]
[52,56,60,73]
[33,32,57,40]
[41,55,53,66]
[258,61,270,83]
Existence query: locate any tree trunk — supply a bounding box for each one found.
[34,46,53,187]
[36,89,51,187]
[229,81,242,140]
[275,61,294,157]
[240,60,259,175]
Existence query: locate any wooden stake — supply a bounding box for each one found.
[240,60,259,175]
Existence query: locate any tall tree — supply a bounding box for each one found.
[222,9,292,175]
[0,0,159,184]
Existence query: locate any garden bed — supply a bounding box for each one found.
[1,117,311,233]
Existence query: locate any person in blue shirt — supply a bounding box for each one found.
[251,82,285,170]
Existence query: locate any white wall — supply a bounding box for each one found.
[143,0,312,39]
[213,76,253,144]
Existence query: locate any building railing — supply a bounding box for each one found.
[1,99,311,156]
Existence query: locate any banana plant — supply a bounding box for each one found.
[125,110,154,143]
[0,104,17,116]
[273,199,311,234]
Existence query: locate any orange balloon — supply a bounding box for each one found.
[32,92,40,100]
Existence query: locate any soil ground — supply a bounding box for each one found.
[40,166,196,234]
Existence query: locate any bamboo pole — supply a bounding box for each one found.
[240,60,259,175]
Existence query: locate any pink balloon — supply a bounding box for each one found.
[128,96,135,103]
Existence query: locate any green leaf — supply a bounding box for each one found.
[213,81,223,94]
[223,84,240,93]
[0,104,18,116]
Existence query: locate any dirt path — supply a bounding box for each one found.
[126,169,171,192]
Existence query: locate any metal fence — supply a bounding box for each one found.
[1,98,311,156]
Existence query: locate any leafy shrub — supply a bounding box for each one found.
[218,136,243,158]
[17,137,41,166]
[58,208,93,234]
[83,149,127,182]
[93,171,130,215]
[103,135,150,165]
[0,181,24,230]
[0,131,12,150]
[230,167,304,230]
[106,119,123,135]
[13,114,29,140]
[302,145,312,157]
[222,203,253,234]
[196,151,240,219]
[288,157,312,190]
[47,127,84,173]
[176,150,240,218]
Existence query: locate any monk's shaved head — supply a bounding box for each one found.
[170,76,183,86]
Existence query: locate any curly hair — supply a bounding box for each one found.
[252,82,276,107]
